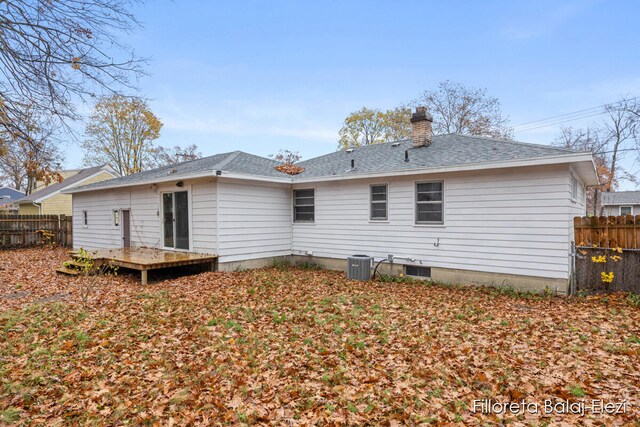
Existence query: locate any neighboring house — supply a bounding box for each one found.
[0,186,25,213]
[15,165,119,216]
[600,191,640,216]
[32,169,84,192]
[66,108,598,293]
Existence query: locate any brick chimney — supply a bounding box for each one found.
[411,106,433,148]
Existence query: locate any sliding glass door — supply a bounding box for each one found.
[162,191,189,250]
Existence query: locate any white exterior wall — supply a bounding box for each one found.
[72,179,217,254]
[72,187,159,250]
[217,179,292,263]
[191,181,218,253]
[72,164,584,282]
[568,169,587,241]
[292,164,575,280]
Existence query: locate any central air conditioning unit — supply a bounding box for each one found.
[347,254,373,281]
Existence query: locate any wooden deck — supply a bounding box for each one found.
[72,248,218,284]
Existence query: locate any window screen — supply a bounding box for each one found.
[416,182,443,224]
[294,189,315,222]
[370,184,388,220]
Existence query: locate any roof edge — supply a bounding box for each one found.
[64,151,596,192]
[293,152,597,184]
[64,170,217,194]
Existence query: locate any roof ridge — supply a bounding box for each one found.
[298,140,410,166]
[212,151,243,170]
[448,133,583,154]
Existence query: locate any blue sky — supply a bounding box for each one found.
[68,0,640,187]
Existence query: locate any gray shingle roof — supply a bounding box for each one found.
[68,134,586,192]
[15,165,112,203]
[294,134,578,179]
[0,186,24,201]
[70,151,284,192]
[601,191,640,205]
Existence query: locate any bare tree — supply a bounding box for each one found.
[269,149,302,164]
[0,107,63,193]
[601,97,638,191]
[150,144,202,168]
[414,80,513,140]
[0,0,146,148]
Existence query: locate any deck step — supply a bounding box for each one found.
[55,266,82,276]
[64,260,90,269]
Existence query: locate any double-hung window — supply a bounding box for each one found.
[620,206,633,215]
[293,189,315,222]
[370,184,388,220]
[416,181,443,224]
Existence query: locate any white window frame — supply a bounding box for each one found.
[415,181,444,225]
[370,183,388,221]
[570,174,578,202]
[113,210,120,227]
[159,188,193,252]
[293,188,315,223]
[620,206,633,216]
[82,210,88,228]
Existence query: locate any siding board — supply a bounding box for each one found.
[217,180,291,263]
[293,166,574,280]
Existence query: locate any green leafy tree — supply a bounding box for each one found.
[83,95,162,175]
[338,106,411,150]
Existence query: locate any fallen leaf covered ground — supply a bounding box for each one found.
[1,247,639,425]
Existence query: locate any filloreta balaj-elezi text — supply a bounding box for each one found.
[472,399,629,416]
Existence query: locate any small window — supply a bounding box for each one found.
[570,175,578,201]
[370,184,388,220]
[293,189,314,222]
[113,210,120,226]
[620,206,633,216]
[416,181,443,224]
[405,265,431,278]
[82,210,88,227]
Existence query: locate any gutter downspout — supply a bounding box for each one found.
[215,171,221,258]
[31,201,42,214]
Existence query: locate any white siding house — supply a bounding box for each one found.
[292,165,576,281]
[217,179,292,263]
[600,191,640,216]
[66,109,598,293]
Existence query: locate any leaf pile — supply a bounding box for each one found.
[274,164,304,175]
[1,248,639,424]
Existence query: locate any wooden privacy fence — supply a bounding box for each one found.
[0,215,72,248]
[573,216,640,294]
[575,247,640,294]
[574,215,640,249]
